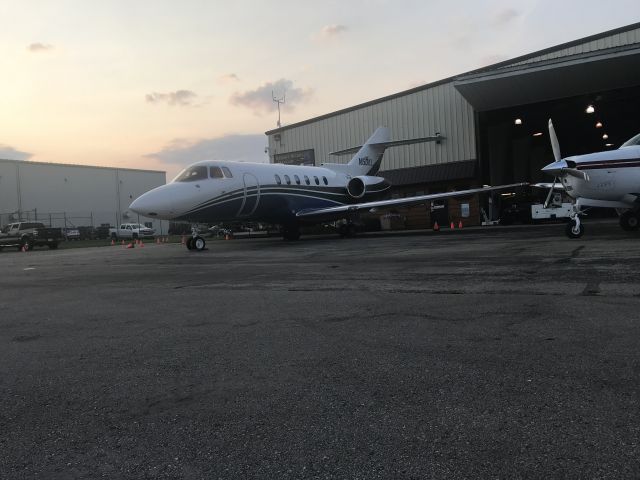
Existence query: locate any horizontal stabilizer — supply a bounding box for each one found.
[330,135,444,156]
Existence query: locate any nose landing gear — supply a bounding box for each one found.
[186,226,207,251]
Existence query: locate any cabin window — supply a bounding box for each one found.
[275,174,282,185]
[294,175,301,185]
[174,165,208,182]
[322,176,328,185]
[221,166,233,178]
[304,175,310,185]
[314,176,320,185]
[284,175,291,185]
[210,166,224,179]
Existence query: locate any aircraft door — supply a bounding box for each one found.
[237,173,260,217]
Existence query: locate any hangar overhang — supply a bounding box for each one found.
[454,44,640,112]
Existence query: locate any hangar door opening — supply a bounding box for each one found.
[477,85,640,187]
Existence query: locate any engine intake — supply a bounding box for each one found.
[347,177,366,199]
[346,176,389,199]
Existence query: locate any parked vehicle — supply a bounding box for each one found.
[109,223,155,240]
[94,224,112,239]
[62,227,81,240]
[0,222,62,251]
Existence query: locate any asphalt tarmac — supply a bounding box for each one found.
[1,221,639,479]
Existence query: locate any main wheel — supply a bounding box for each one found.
[193,236,206,251]
[282,226,300,241]
[619,211,639,231]
[565,220,584,239]
[186,237,194,250]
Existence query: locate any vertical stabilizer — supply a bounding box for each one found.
[346,127,390,176]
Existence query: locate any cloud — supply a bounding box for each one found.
[230,79,313,115]
[145,134,268,166]
[492,8,521,27]
[27,43,54,53]
[320,24,348,38]
[0,144,32,160]
[217,73,240,84]
[145,90,198,106]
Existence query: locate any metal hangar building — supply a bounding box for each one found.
[0,158,169,234]
[265,23,640,228]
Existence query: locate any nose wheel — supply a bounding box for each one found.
[186,226,207,251]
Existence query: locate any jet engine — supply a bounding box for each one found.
[346,176,389,199]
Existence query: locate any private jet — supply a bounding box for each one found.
[540,120,640,238]
[130,127,525,250]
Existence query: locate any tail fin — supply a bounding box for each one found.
[321,127,390,177]
[346,127,390,176]
[322,127,443,177]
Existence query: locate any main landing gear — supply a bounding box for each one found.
[281,224,300,241]
[619,210,640,231]
[338,222,357,238]
[186,226,206,251]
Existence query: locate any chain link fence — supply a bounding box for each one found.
[0,210,170,237]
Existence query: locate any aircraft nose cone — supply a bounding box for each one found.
[130,188,174,219]
[541,160,567,175]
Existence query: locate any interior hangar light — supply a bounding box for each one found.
[514,118,522,125]
[595,121,603,128]
[586,105,595,114]
[605,143,614,147]
[602,133,609,140]
[533,132,543,137]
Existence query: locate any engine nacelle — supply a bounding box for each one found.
[346,176,389,199]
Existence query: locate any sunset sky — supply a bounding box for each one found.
[1,1,638,180]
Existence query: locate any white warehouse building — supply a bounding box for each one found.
[0,158,168,234]
[266,23,640,228]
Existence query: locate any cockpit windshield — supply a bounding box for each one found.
[173,165,208,182]
[621,133,640,148]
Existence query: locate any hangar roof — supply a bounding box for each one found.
[0,157,165,175]
[454,43,640,111]
[266,22,640,135]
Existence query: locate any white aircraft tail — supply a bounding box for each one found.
[321,127,390,177]
[322,127,443,177]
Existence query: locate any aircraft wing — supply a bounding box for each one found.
[296,183,528,220]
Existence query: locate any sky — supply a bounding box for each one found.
[1,0,638,180]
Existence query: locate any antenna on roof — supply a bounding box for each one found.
[272,90,286,128]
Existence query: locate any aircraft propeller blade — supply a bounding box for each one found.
[543,177,558,208]
[548,119,561,163]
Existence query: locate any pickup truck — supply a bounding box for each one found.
[109,223,155,240]
[0,222,62,251]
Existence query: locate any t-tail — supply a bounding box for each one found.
[322,126,444,177]
[345,127,391,176]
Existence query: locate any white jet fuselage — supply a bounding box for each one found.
[130,160,389,225]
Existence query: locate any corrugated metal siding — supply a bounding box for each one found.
[268,82,475,171]
[504,26,640,68]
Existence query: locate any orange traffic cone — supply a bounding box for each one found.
[156,238,159,244]
[450,221,455,229]
[458,220,463,229]
[121,240,125,246]
[127,242,134,249]
[181,235,185,245]
[433,221,440,231]
[111,239,115,246]
[140,240,144,248]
